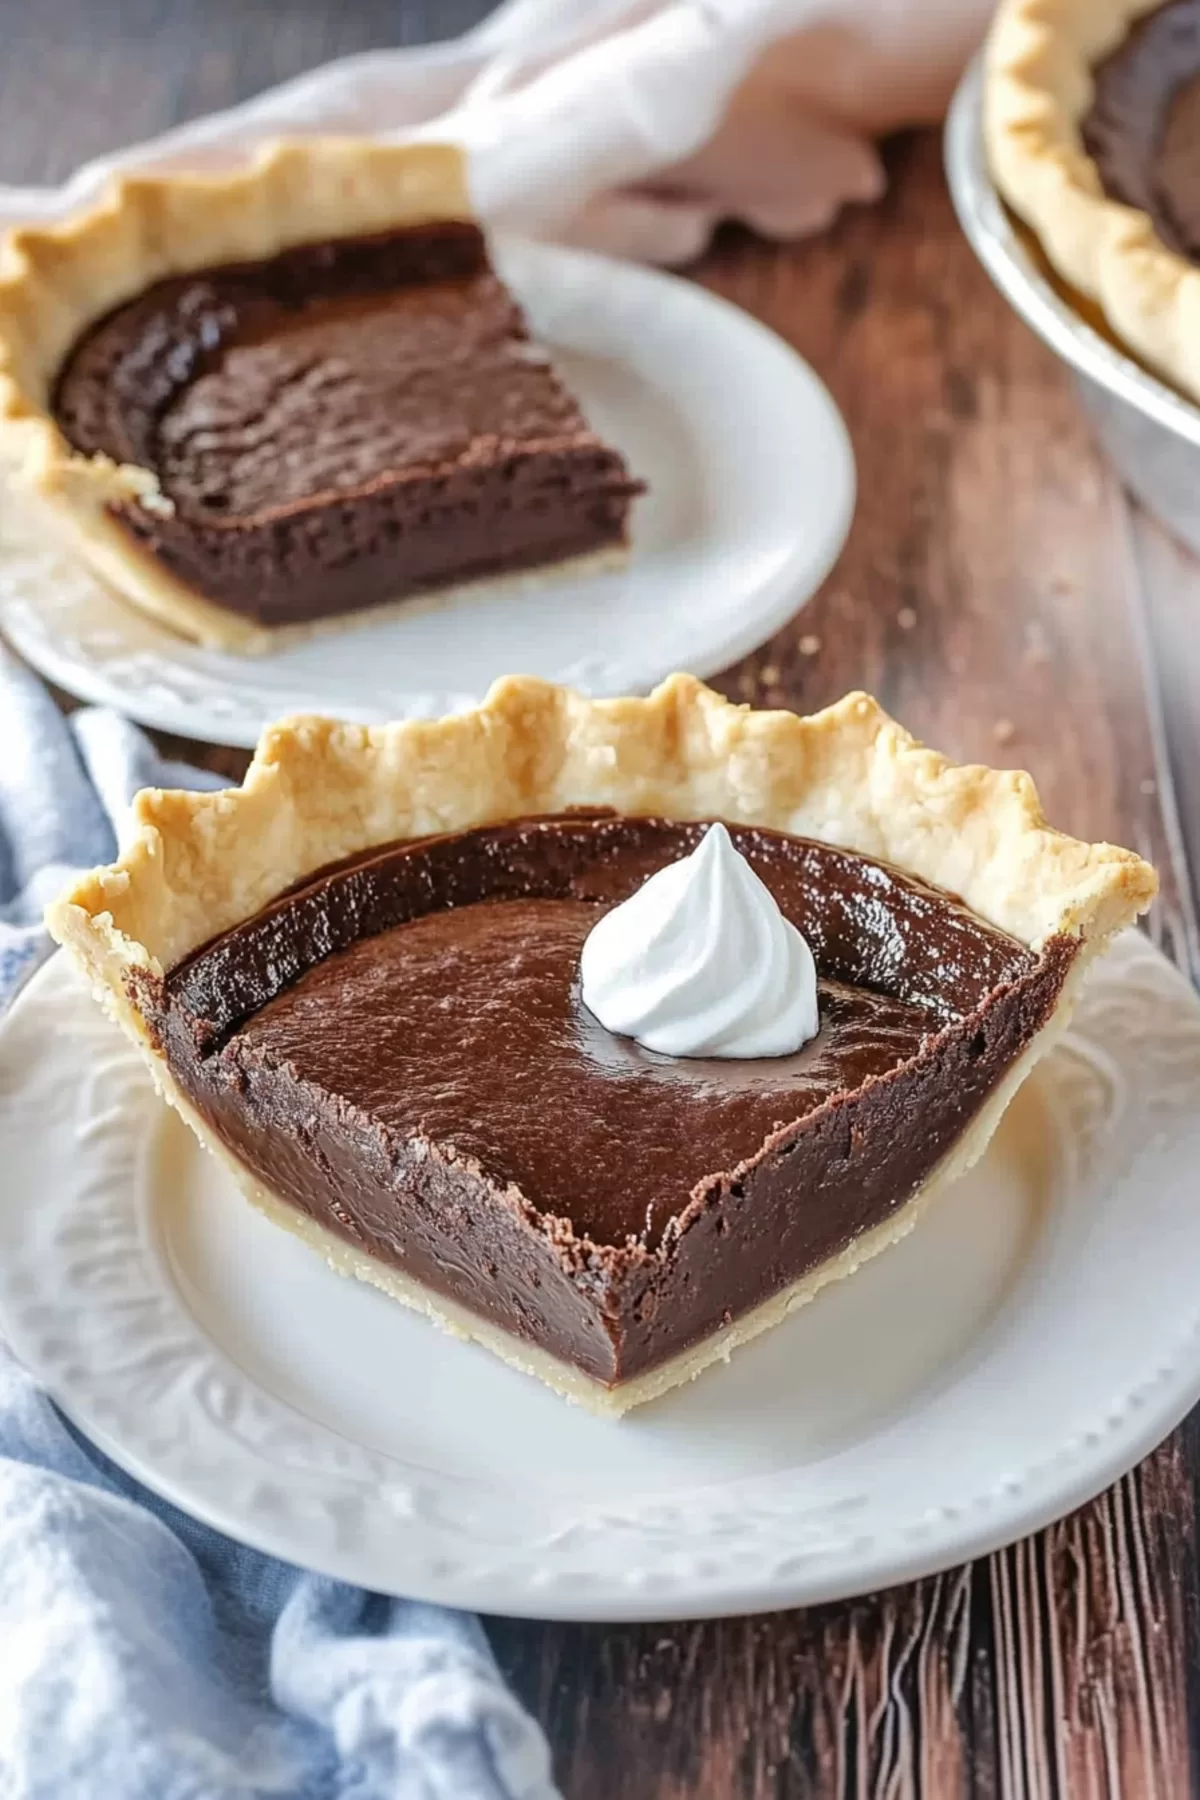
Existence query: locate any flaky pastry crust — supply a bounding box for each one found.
[48,674,1157,1005]
[985,0,1200,402]
[0,139,473,650]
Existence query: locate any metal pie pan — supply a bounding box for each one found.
[946,57,1200,556]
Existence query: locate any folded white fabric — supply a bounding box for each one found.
[0,0,992,262]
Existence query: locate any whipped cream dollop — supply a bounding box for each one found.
[579,823,820,1059]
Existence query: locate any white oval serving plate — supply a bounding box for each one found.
[0,238,855,747]
[2,934,1198,1622]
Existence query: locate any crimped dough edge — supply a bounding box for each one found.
[47,673,1157,997]
[984,0,1200,403]
[0,138,474,649]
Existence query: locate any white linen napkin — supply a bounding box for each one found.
[0,0,992,262]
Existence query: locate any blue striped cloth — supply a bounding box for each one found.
[0,646,559,1800]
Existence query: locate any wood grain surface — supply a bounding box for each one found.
[5,5,1200,1794]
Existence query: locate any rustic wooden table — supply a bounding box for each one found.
[8,3,1200,1794]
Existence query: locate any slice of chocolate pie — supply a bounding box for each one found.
[987,0,1200,401]
[47,677,1155,1415]
[0,141,641,651]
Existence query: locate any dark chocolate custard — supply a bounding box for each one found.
[145,815,1075,1389]
[52,223,641,628]
[1083,0,1200,260]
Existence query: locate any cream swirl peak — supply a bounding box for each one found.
[579,823,820,1059]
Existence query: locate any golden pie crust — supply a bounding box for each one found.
[986,0,1200,402]
[47,676,1158,1413]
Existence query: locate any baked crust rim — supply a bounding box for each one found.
[984,0,1200,403]
[47,673,1157,993]
[0,138,476,650]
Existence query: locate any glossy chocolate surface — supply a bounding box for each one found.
[150,815,1074,1386]
[1084,1,1200,261]
[53,224,640,626]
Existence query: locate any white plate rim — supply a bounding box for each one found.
[0,238,856,747]
[2,934,1199,1622]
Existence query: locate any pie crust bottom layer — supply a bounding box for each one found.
[62,539,629,659]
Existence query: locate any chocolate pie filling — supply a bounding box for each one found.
[1083,1,1200,261]
[51,223,641,627]
[145,815,1076,1389]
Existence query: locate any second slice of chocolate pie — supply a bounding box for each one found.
[0,141,642,651]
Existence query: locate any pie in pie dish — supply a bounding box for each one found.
[0,141,641,652]
[987,0,1200,402]
[47,677,1156,1416]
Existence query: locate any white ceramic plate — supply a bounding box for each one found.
[2,934,1200,1621]
[0,239,855,747]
